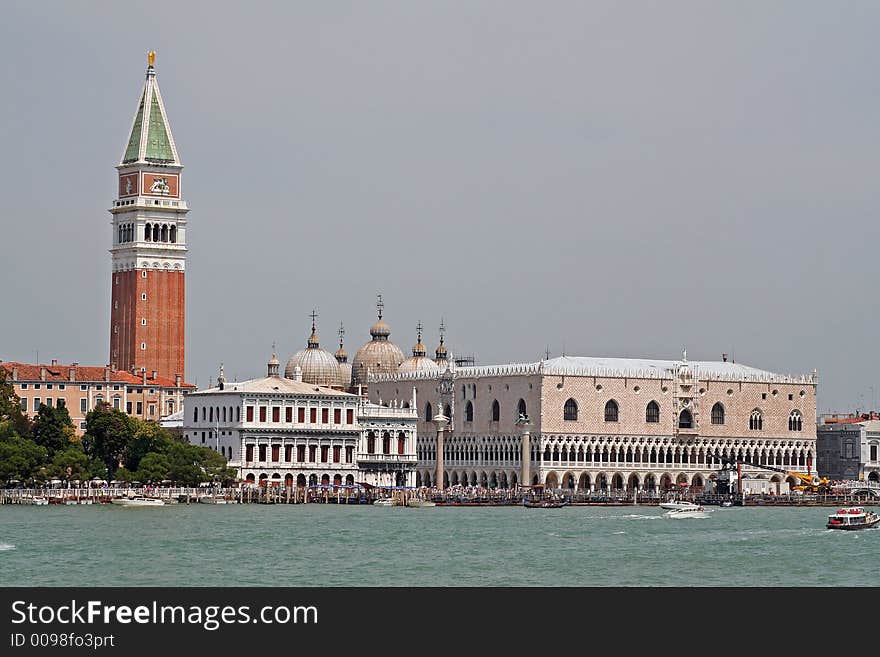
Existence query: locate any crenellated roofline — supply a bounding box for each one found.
[369,356,818,386]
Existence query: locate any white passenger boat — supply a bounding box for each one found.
[664,505,709,519]
[373,498,396,507]
[826,507,880,530]
[24,496,49,506]
[110,496,166,507]
[659,500,700,511]
[198,495,228,504]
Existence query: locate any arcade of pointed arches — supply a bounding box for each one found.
[415,433,814,491]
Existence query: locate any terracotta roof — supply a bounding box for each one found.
[1,362,194,389]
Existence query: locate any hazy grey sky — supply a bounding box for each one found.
[1,1,878,413]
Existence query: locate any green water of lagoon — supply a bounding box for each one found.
[1,504,876,586]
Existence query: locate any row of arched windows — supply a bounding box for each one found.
[426,400,529,423]
[561,398,802,432]
[244,473,358,487]
[145,222,177,243]
[366,431,407,455]
[117,223,135,243]
[462,399,529,423]
[194,405,242,423]
[425,396,804,432]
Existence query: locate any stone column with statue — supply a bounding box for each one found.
[517,413,532,490]
[433,411,448,490]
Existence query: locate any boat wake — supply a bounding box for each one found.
[0,543,16,551]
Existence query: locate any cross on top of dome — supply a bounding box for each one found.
[308,310,320,347]
[412,321,427,357]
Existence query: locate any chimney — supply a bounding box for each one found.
[175,373,181,388]
[151,370,157,381]
[40,367,47,381]
[51,359,58,366]
[69,367,76,382]
[293,365,303,383]
[104,366,111,382]
[141,367,147,385]
[722,353,728,362]
[11,366,18,381]
[71,361,78,367]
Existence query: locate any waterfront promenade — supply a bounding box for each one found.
[1,485,877,507]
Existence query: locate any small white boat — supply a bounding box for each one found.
[373,498,396,507]
[665,505,709,519]
[198,495,228,504]
[659,500,700,511]
[110,496,166,507]
[25,497,49,506]
[720,501,734,508]
[406,499,436,508]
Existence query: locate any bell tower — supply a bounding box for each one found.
[109,52,188,381]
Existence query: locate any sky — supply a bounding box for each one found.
[1,1,878,414]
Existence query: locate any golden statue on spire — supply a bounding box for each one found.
[148,51,156,67]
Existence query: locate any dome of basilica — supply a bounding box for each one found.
[398,323,441,374]
[433,319,454,370]
[351,297,405,387]
[285,317,343,388]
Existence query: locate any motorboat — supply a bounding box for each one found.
[373,498,396,507]
[826,507,880,530]
[24,496,48,506]
[523,499,568,509]
[199,495,228,504]
[664,505,709,518]
[110,496,167,507]
[406,499,436,508]
[659,500,700,511]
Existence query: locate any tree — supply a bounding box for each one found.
[166,442,205,486]
[0,422,47,484]
[48,444,91,483]
[0,369,32,439]
[197,447,237,484]
[125,420,173,472]
[88,458,108,482]
[135,452,171,484]
[32,404,76,458]
[81,403,135,478]
[114,467,135,483]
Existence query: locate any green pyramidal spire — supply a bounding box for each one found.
[120,52,180,166]
[122,92,145,164]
